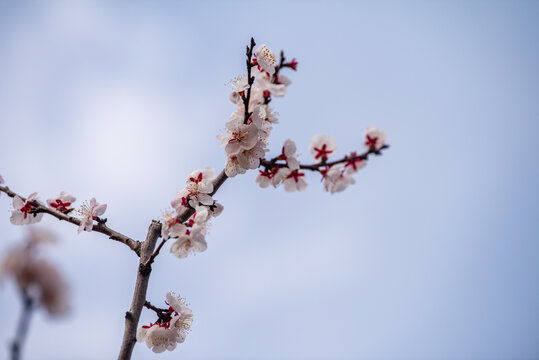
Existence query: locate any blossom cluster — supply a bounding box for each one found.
[164,167,223,258]
[6,186,107,234]
[0,228,69,316]
[137,291,193,353]
[255,126,388,194]
[218,43,297,178]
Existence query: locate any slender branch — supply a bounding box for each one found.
[118,220,161,360]
[10,290,34,360]
[260,145,390,172]
[241,37,256,124]
[0,186,141,256]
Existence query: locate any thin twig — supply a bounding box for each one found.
[0,186,141,256]
[260,145,390,173]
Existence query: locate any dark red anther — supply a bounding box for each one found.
[365,135,378,148]
[314,144,333,160]
[286,170,305,183]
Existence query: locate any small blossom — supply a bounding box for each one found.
[309,134,338,162]
[161,211,187,240]
[232,74,249,93]
[223,117,259,156]
[323,164,355,194]
[344,152,367,175]
[254,44,276,75]
[224,155,247,178]
[77,198,107,234]
[364,126,387,150]
[181,167,215,208]
[255,167,280,188]
[278,168,308,192]
[170,222,207,259]
[47,191,76,213]
[137,324,178,353]
[278,139,300,170]
[237,141,267,170]
[137,291,193,353]
[10,193,43,225]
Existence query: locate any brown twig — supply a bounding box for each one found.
[0,186,142,256]
[241,37,256,124]
[260,145,390,173]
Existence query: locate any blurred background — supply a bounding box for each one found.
[1,1,538,359]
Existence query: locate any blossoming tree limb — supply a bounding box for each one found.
[0,37,389,360]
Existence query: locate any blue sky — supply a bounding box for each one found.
[1,1,538,359]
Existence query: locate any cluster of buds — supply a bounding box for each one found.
[219,42,297,178]
[137,291,193,353]
[163,167,223,258]
[0,228,69,316]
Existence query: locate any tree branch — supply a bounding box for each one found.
[0,186,141,256]
[260,145,390,172]
[10,290,34,360]
[118,220,161,360]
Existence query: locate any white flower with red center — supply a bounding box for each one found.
[237,141,267,170]
[254,44,276,75]
[170,208,209,258]
[77,198,107,234]
[224,155,247,178]
[255,166,280,188]
[10,192,43,225]
[364,126,387,150]
[161,211,187,240]
[182,167,215,208]
[309,134,337,162]
[47,191,76,214]
[277,139,300,170]
[323,164,355,194]
[223,117,259,156]
[278,168,308,192]
[344,152,367,175]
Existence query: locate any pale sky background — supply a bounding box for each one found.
[1,1,538,359]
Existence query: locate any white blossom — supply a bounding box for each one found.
[161,211,187,241]
[10,193,43,225]
[237,141,267,170]
[364,126,387,150]
[323,164,355,194]
[222,116,259,156]
[77,198,107,234]
[254,44,276,75]
[180,167,215,208]
[309,134,338,162]
[46,191,76,213]
[278,139,300,170]
[232,74,249,93]
[166,291,193,343]
[137,324,178,353]
[344,152,367,175]
[224,155,247,178]
[255,167,280,188]
[277,168,308,192]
